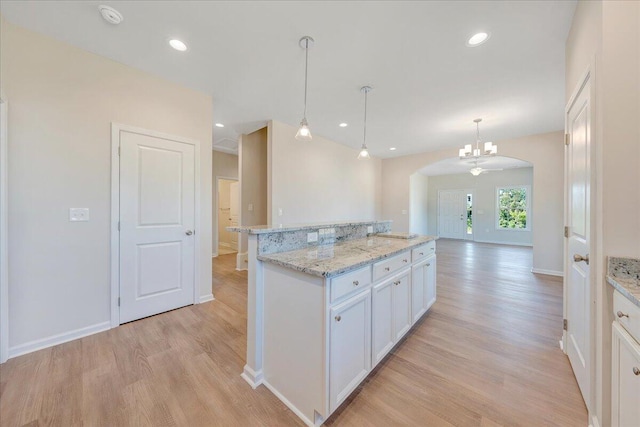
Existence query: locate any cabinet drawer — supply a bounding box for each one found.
[614,290,640,342]
[373,251,410,281]
[330,266,372,303]
[412,241,435,263]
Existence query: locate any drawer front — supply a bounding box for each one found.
[373,251,411,281]
[614,290,640,343]
[412,241,435,263]
[330,266,372,303]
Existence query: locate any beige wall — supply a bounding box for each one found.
[409,173,429,235]
[382,131,564,273]
[2,22,213,351]
[425,168,534,247]
[269,120,382,224]
[212,150,238,252]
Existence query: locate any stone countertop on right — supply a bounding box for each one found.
[606,257,640,308]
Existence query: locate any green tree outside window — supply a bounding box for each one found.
[497,187,528,229]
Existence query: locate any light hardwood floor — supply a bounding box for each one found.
[0,239,587,426]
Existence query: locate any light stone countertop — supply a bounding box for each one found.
[258,235,437,278]
[228,220,392,235]
[607,256,640,308]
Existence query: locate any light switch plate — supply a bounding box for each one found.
[69,208,90,222]
[278,208,283,216]
[367,226,373,233]
[402,209,407,215]
[248,203,254,212]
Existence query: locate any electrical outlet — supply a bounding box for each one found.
[69,208,90,222]
[319,228,326,236]
[307,232,318,243]
[278,208,283,216]
[367,226,373,233]
[329,228,335,235]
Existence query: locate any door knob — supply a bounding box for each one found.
[185,230,194,236]
[573,253,589,265]
[617,311,629,319]
[633,367,640,376]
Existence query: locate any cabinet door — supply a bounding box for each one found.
[372,279,394,367]
[424,254,436,311]
[392,269,412,342]
[330,289,371,412]
[612,322,640,427]
[411,262,427,324]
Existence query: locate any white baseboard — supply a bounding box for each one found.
[241,364,264,389]
[212,252,218,258]
[8,321,111,360]
[199,294,214,304]
[236,252,248,271]
[531,268,563,277]
[559,339,564,351]
[473,239,533,247]
[591,414,600,427]
[263,380,317,427]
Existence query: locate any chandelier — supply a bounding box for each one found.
[459,118,497,159]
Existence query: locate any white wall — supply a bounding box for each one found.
[269,120,382,224]
[382,131,564,273]
[425,168,534,246]
[409,173,429,235]
[2,22,213,353]
[212,150,238,254]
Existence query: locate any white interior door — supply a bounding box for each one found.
[438,190,466,239]
[229,181,239,250]
[565,75,591,410]
[119,129,196,324]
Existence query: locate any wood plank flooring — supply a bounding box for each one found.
[0,239,587,426]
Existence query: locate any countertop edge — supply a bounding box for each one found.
[606,275,640,308]
[228,220,392,234]
[258,236,436,278]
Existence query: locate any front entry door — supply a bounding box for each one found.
[438,190,466,239]
[119,128,196,323]
[565,75,592,410]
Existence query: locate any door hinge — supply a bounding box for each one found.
[564,226,569,238]
[118,297,121,307]
[563,319,568,331]
[117,146,121,156]
[564,134,570,146]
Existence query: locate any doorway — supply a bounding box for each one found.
[217,178,239,255]
[438,189,470,240]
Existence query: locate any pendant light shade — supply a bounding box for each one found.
[358,86,373,159]
[296,36,314,141]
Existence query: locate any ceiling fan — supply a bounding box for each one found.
[469,159,503,176]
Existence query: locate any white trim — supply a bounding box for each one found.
[212,252,219,258]
[559,339,564,351]
[236,251,248,271]
[590,414,600,427]
[531,268,563,277]
[0,97,8,363]
[262,380,317,427]
[472,239,533,247]
[199,294,214,304]
[8,321,110,359]
[241,364,264,389]
[495,184,531,231]
[110,123,201,328]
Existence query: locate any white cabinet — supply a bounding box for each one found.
[411,255,436,324]
[372,267,411,367]
[329,289,372,412]
[611,321,640,427]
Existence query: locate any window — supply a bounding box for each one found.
[496,186,530,230]
[466,193,473,235]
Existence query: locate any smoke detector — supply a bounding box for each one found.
[99,5,123,25]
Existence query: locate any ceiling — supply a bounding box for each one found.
[0,1,576,158]
[417,156,532,176]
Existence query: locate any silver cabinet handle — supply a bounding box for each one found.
[384,267,390,271]
[419,252,424,256]
[426,263,431,267]
[403,259,408,263]
[573,253,589,265]
[353,280,359,287]
[394,280,400,286]
[185,230,194,236]
[617,311,629,318]
[335,315,341,322]
[634,367,640,376]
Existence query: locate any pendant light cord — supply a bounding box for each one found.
[363,89,368,147]
[303,39,309,119]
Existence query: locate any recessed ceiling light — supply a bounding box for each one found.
[339,123,348,128]
[467,32,490,47]
[169,39,188,51]
[389,147,397,151]
[215,123,224,128]
[98,5,123,25]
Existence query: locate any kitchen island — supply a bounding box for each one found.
[229,221,437,426]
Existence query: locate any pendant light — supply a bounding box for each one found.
[459,118,497,159]
[295,36,314,141]
[358,86,372,159]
